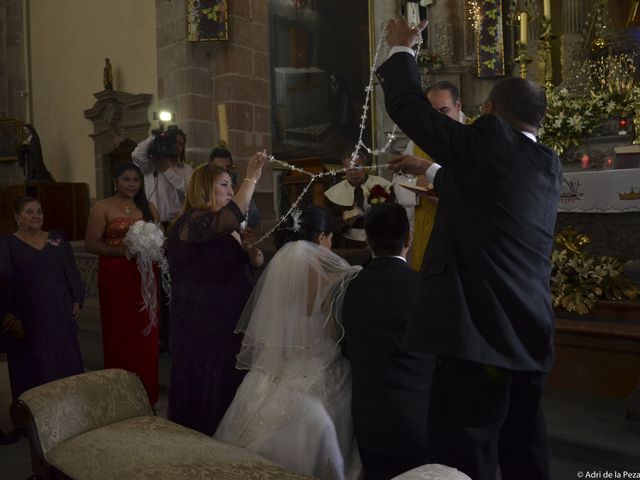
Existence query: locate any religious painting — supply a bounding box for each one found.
[268,0,372,163]
[187,0,229,42]
[0,118,23,162]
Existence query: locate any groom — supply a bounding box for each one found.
[342,202,436,480]
[378,17,561,480]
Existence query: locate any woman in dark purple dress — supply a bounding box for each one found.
[0,196,84,400]
[167,153,265,436]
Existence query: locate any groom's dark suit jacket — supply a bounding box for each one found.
[377,53,561,373]
[342,256,435,457]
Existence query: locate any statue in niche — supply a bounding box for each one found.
[18,124,55,182]
[103,58,113,90]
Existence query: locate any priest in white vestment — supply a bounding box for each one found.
[324,149,392,248]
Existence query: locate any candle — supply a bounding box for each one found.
[520,12,528,43]
[543,0,551,20]
[217,104,228,145]
[581,154,589,169]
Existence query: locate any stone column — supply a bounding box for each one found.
[429,0,455,62]
[156,0,214,166]
[560,0,587,92]
[0,0,28,185]
[212,0,271,168]
[155,0,274,220]
[213,0,272,220]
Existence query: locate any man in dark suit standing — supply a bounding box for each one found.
[376,18,561,480]
[342,202,436,480]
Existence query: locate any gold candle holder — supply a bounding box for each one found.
[515,41,532,79]
[539,17,556,90]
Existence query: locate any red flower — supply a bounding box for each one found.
[368,184,390,204]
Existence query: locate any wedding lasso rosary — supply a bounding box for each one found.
[249,18,424,247]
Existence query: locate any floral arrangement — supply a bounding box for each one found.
[539,89,602,156]
[367,184,391,205]
[540,54,640,156]
[417,51,444,74]
[124,221,171,335]
[550,227,638,314]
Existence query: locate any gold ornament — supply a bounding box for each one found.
[591,36,606,53]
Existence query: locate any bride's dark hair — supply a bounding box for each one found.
[274,205,333,250]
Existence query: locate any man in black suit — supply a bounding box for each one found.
[376,18,561,480]
[342,202,436,480]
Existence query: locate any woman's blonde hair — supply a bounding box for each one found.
[181,164,231,214]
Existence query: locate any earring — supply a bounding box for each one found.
[113,186,117,192]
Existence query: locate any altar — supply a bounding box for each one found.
[559,168,640,213]
[556,169,640,259]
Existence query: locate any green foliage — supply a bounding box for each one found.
[540,53,640,155]
[417,51,444,74]
[551,228,638,314]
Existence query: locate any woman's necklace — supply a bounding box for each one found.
[115,198,133,215]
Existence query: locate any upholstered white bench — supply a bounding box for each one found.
[391,463,471,480]
[12,369,314,480]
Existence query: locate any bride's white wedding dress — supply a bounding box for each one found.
[214,240,363,480]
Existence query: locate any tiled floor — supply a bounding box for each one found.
[1,353,638,479]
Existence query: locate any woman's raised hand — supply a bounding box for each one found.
[236,151,267,215]
[245,151,267,184]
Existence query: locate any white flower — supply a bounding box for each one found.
[123,221,171,335]
[605,101,617,114]
[130,221,145,236]
[568,114,583,131]
[124,221,166,259]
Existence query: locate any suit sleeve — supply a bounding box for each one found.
[433,168,445,194]
[376,52,497,175]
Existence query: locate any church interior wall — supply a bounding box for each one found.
[27,0,158,196]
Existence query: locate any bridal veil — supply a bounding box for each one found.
[235,240,361,377]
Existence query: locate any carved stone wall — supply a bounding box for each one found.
[433,21,455,60]
[72,246,99,300]
[83,90,152,200]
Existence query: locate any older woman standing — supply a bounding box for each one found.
[0,196,84,400]
[167,152,265,436]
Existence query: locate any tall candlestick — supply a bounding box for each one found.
[543,0,551,20]
[217,104,228,145]
[540,17,555,91]
[520,12,528,43]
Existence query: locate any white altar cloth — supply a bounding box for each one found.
[558,168,640,213]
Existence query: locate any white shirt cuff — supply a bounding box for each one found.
[426,163,441,183]
[388,46,416,59]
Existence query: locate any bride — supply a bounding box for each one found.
[215,205,363,480]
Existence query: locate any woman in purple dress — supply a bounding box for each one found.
[0,196,84,400]
[167,153,265,435]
